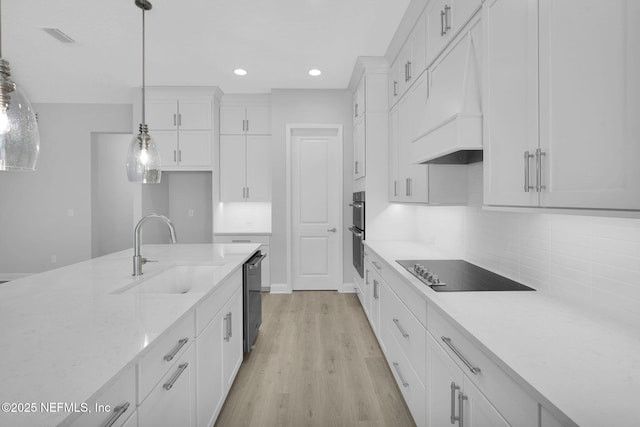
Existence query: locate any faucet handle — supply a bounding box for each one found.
[142,258,158,264]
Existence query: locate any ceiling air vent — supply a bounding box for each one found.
[42,28,76,44]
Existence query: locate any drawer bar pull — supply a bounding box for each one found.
[103,402,130,427]
[393,318,410,338]
[163,337,189,362]
[441,336,481,375]
[450,382,460,424]
[392,362,409,388]
[163,362,189,391]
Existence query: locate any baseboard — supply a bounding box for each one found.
[340,282,356,293]
[269,283,292,294]
[0,273,31,282]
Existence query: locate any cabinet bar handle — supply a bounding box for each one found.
[178,113,182,127]
[103,402,130,427]
[371,261,382,270]
[163,363,189,391]
[228,312,233,338]
[524,151,534,192]
[407,61,412,81]
[393,81,398,97]
[458,391,468,427]
[164,337,189,362]
[365,269,370,285]
[535,148,546,192]
[406,178,410,196]
[450,382,460,424]
[231,239,251,243]
[224,313,230,341]
[444,5,452,34]
[173,150,177,162]
[393,318,409,338]
[173,114,177,126]
[394,180,398,197]
[178,150,182,163]
[441,336,481,375]
[355,161,359,175]
[392,362,409,387]
[373,279,379,299]
[440,9,446,36]
[246,119,249,132]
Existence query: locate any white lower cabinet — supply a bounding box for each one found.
[195,268,243,427]
[138,344,197,427]
[426,332,509,427]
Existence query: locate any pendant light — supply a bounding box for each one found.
[0,0,40,171]
[126,0,161,183]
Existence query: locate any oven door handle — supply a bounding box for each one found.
[349,203,363,208]
[348,227,363,238]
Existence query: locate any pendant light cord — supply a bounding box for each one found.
[141,6,146,125]
[0,0,3,58]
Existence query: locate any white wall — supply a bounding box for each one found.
[0,104,132,277]
[270,89,353,286]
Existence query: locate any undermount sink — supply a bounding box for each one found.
[114,263,226,295]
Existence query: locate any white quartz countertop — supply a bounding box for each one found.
[0,243,260,427]
[365,240,640,427]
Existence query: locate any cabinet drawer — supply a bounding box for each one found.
[213,235,270,245]
[68,364,136,427]
[196,268,242,335]
[139,312,195,402]
[380,280,426,386]
[383,326,426,427]
[366,250,426,327]
[138,343,196,427]
[427,306,538,427]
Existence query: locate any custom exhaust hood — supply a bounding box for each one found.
[410,19,483,165]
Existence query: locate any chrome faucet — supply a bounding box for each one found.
[132,213,177,276]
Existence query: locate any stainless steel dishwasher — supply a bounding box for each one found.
[243,250,266,353]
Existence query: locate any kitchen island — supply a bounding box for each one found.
[0,243,259,427]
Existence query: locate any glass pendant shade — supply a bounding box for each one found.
[126,124,161,183]
[0,63,40,171]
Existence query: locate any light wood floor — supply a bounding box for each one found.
[215,291,416,427]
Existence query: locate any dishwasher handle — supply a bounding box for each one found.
[247,252,267,269]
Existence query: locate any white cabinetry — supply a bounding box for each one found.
[220,135,271,202]
[484,0,640,210]
[389,94,467,204]
[220,105,270,135]
[219,96,271,202]
[195,267,243,427]
[140,87,220,170]
[426,0,482,67]
[389,12,427,106]
[138,344,197,427]
[353,114,365,180]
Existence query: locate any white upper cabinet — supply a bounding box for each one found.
[353,75,366,125]
[353,117,366,180]
[538,0,640,209]
[389,11,427,107]
[426,0,482,67]
[483,0,540,207]
[142,88,217,170]
[484,0,640,210]
[220,135,271,202]
[220,105,270,135]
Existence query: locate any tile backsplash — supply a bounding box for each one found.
[411,163,640,328]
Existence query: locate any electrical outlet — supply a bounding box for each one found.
[51,255,57,263]
[188,209,194,217]
[67,208,74,217]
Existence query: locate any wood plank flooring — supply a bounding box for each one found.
[215,291,416,427]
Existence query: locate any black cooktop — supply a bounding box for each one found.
[396,260,535,292]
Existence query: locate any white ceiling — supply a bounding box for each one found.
[3,0,410,104]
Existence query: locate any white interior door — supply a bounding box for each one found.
[291,127,341,290]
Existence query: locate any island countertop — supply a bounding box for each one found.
[0,243,260,427]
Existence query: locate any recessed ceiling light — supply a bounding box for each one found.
[308,69,322,77]
[234,68,247,76]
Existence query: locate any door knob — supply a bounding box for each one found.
[327,228,337,232]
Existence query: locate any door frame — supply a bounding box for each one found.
[285,124,344,293]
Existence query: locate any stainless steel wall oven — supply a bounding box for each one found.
[348,191,365,278]
[243,250,266,353]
